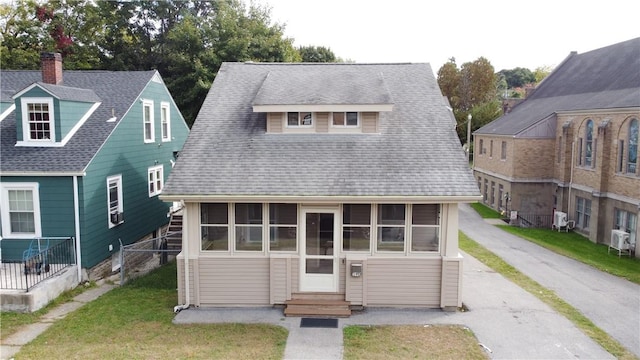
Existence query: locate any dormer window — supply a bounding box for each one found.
[332,112,359,127]
[287,112,312,127]
[21,98,55,142]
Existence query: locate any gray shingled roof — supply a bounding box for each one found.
[33,82,102,103]
[164,62,480,198]
[1,70,156,173]
[253,67,393,105]
[476,37,640,136]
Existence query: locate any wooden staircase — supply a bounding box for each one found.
[164,212,183,251]
[284,293,351,317]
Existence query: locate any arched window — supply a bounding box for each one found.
[584,120,593,167]
[628,118,638,174]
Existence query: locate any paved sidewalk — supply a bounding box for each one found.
[174,253,613,359]
[0,281,116,360]
[459,203,640,358]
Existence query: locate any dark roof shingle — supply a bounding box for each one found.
[164,62,479,198]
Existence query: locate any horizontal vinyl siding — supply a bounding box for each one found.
[267,112,283,133]
[441,258,462,307]
[270,257,290,304]
[366,258,442,306]
[177,256,196,305]
[362,112,378,133]
[316,112,329,133]
[345,259,364,304]
[198,257,270,305]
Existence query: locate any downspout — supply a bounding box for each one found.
[174,204,190,313]
[73,176,82,282]
[568,141,575,214]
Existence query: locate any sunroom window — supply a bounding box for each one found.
[201,203,229,251]
[377,204,405,251]
[411,204,440,252]
[342,204,371,251]
[235,203,263,251]
[269,203,297,251]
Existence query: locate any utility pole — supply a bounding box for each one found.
[466,113,472,163]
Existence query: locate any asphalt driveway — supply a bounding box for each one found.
[459,203,640,358]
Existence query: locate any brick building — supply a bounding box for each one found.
[473,38,639,256]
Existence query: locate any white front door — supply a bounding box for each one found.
[299,209,338,292]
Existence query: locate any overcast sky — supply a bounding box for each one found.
[259,0,639,74]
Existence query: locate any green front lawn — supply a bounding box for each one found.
[469,202,503,218]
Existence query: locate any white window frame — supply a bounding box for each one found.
[375,204,407,252]
[286,112,313,127]
[107,175,124,228]
[409,204,441,253]
[0,182,42,238]
[331,112,360,128]
[160,101,171,142]
[148,165,164,197]
[143,99,155,143]
[21,97,55,143]
[234,203,264,252]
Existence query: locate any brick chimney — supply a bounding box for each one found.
[41,52,63,85]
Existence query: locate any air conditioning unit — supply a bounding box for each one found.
[554,211,567,228]
[609,229,630,257]
[110,212,124,224]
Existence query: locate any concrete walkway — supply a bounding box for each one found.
[174,252,613,359]
[459,203,640,358]
[0,281,116,360]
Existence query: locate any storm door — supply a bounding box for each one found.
[299,209,338,292]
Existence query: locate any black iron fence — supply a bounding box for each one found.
[515,214,554,229]
[0,237,76,292]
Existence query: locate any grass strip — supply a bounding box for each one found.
[459,231,638,360]
[469,202,503,218]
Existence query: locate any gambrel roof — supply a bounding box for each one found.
[0,70,157,174]
[163,62,480,199]
[476,37,640,136]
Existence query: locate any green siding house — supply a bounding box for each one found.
[0,53,189,279]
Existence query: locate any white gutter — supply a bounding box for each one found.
[73,176,82,282]
[161,194,483,204]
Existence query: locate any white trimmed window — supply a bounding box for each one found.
[201,203,230,251]
[627,118,638,174]
[0,183,42,238]
[287,112,313,127]
[342,204,371,251]
[235,203,263,251]
[269,203,297,251]
[143,100,155,143]
[148,165,164,197]
[332,112,359,127]
[21,98,55,142]
[377,204,406,252]
[107,175,124,227]
[410,204,440,252]
[160,102,171,142]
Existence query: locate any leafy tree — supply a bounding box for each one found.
[497,67,535,88]
[533,65,552,83]
[0,0,307,126]
[298,45,337,62]
[437,57,499,145]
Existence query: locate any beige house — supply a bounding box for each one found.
[474,38,639,257]
[161,63,481,314]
